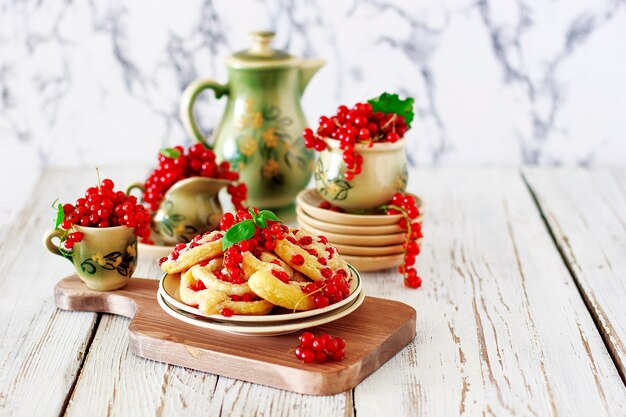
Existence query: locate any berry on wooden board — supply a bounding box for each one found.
[294,332,346,363]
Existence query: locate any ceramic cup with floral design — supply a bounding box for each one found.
[127,177,229,245]
[43,225,138,291]
[314,138,408,212]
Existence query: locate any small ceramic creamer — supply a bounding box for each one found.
[127,177,229,245]
[180,31,324,209]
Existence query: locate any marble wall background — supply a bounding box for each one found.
[2,0,626,179]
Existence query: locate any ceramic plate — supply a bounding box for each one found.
[342,254,404,272]
[333,242,405,256]
[296,188,423,226]
[157,290,366,336]
[296,207,404,235]
[159,265,362,323]
[139,242,175,259]
[299,224,406,246]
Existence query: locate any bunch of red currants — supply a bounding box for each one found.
[303,101,409,180]
[59,178,151,247]
[142,144,247,212]
[295,331,346,363]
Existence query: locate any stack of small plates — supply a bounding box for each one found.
[296,189,423,272]
[157,265,364,336]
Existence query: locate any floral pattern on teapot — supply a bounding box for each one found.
[230,98,313,185]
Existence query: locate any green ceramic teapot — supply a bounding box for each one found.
[180,31,324,209]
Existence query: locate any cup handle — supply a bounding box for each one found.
[43,228,65,258]
[180,79,229,148]
[126,182,145,198]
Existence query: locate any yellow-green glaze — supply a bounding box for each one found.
[180,31,324,209]
[314,139,408,211]
[152,177,229,245]
[43,225,137,291]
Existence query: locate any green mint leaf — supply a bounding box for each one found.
[255,216,267,229]
[258,210,280,222]
[160,147,181,159]
[368,92,415,129]
[222,219,255,250]
[248,208,266,228]
[54,203,64,229]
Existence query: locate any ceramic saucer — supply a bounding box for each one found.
[342,254,404,272]
[333,242,405,256]
[296,207,404,235]
[299,223,405,246]
[296,188,423,226]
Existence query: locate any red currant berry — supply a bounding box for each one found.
[300,349,316,363]
[290,254,305,266]
[332,350,345,361]
[299,332,316,349]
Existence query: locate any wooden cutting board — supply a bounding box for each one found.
[55,275,416,395]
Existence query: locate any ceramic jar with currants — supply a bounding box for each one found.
[304,93,414,212]
[43,177,149,291]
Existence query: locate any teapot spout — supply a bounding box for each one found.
[298,58,325,96]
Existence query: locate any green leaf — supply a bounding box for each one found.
[160,148,181,159]
[368,92,415,129]
[54,203,64,229]
[255,216,267,229]
[222,219,255,250]
[249,207,267,228]
[258,210,280,222]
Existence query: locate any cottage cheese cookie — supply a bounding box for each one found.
[160,230,224,274]
[247,269,316,311]
[180,260,273,316]
[274,229,350,282]
[179,260,223,307]
[191,263,252,296]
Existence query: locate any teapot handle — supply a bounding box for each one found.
[180,79,229,148]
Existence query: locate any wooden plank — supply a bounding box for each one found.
[0,169,101,417]
[524,168,626,380]
[354,170,626,417]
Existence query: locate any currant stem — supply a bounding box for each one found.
[380,203,413,278]
[96,167,101,191]
[380,113,397,131]
[292,284,326,313]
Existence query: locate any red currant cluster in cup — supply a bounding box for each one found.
[143,144,247,212]
[295,331,346,363]
[57,178,151,249]
[386,192,423,288]
[303,100,409,180]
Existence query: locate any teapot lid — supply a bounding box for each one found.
[226,31,299,68]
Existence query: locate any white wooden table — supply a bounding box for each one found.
[1,168,625,417]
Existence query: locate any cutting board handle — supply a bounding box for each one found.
[55,275,155,318]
